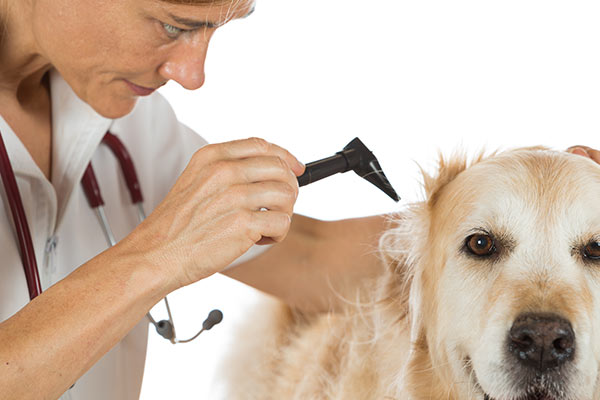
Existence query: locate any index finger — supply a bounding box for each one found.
[208,137,305,176]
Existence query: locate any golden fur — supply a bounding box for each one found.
[223,148,600,399]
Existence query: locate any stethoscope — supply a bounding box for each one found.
[1,127,400,343]
[0,129,222,344]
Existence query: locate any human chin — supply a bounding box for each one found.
[90,95,138,119]
[86,83,139,119]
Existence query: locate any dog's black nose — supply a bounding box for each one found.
[507,313,575,372]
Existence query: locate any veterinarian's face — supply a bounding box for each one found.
[425,151,600,399]
[30,0,254,118]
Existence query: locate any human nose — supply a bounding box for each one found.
[159,34,211,90]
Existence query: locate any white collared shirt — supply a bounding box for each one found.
[0,69,208,399]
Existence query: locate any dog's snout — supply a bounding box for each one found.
[507,313,575,372]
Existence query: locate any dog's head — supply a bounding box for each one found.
[383,148,600,399]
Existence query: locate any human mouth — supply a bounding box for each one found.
[123,79,158,96]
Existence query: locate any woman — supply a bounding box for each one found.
[1,0,598,399]
[0,0,389,399]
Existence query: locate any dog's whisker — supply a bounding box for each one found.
[410,359,454,375]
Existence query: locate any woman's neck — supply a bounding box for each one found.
[0,0,52,108]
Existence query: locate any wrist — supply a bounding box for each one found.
[101,239,177,304]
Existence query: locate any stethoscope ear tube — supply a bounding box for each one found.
[0,131,42,300]
[81,163,117,247]
[101,132,143,204]
[81,164,105,209]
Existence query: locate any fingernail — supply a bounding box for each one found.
[572,148,589,157]
[295,160,305,175]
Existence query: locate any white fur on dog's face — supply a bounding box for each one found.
[419,150,600,399]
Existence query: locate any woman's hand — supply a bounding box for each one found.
[567,145,600,164]
[117,137,305,291]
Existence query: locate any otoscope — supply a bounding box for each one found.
[297,137,400,202]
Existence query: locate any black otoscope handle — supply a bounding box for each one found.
[297,150,355,187]
[296,137,400,202]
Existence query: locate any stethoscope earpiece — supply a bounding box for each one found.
[146,286,223,344]
[203,309,223,331]
[150,309,224,344]
[155,320,174,341]
[176,309,224,344]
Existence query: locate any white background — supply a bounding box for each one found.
[141,0,600,398]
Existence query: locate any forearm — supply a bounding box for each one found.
[224,214,391,313]
[0,243,170,400]
[0,137,306,399]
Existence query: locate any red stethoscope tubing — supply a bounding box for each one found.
[101,132,143,204]
[0,130,142,301]
[0,131,43,300]
[81,132,144,215]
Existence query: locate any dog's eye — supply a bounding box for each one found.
[465,234,496,257]
[583,241,600,260]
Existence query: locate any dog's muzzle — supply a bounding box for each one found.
[484,312,575,400]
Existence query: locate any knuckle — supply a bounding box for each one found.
[282,213,292,228]
[276,212,292,229]
[273,215,292,242]
[248,137,270,153]
[285,175,300,200]
[264,155,286,172]
[280,183,296,201]
[282,149,295,163]
[271,156,292,179]
[190,149,204,166]
[196,143,218,160]
[275,155,288,170]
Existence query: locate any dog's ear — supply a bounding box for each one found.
[421,150,489,207]
[380,149,489,271]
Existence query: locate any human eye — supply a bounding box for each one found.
[162,22,187,39]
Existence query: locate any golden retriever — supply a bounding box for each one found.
[223,147,600,400]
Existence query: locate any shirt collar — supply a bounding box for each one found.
[49,69,113,228]
[0,118,42,181]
